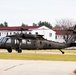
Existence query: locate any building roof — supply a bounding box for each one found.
[53,30,63,35]
[0,26,41,31]
[0,26,71,35]
[52,26,73,35]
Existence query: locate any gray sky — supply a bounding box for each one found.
[0,0,76,26]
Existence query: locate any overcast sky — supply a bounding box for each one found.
[0,0,76,26]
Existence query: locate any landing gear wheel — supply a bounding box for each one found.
[17,49,22,53]
[7,48,12,53]
[62,52,64,54]
[59,49,65,54]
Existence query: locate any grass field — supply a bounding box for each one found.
[0,49,76,61]
[0,53,76,61]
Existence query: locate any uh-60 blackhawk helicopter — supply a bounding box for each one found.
[0,26,76,54]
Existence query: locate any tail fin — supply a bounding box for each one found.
[66,25,76,43]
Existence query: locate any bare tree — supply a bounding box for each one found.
[55,18,76,29]
[55,18,76,41]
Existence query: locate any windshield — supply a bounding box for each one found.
[0,37,9,43]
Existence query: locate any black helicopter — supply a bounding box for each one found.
[0,26,76,54]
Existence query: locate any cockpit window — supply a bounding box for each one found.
[6,38,11,43]
[0,37,9,43]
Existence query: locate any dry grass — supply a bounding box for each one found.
[0,49,76,61]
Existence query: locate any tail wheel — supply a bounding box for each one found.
[17,48,22,53]
[7,48,12,53]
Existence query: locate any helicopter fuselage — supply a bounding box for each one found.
[0,37,70,52]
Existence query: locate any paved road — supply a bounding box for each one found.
[0,60,76,75]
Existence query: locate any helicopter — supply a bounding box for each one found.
[0,26,76,54]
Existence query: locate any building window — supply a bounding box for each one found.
[7,32,8,36]
[36,32,38,35]
[55,35,57,39]
[14,32,16,34]
[29,32,31,34]
[49,33,52,37]
[10,32,12,35]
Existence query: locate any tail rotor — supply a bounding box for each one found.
[66,25,76,43]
